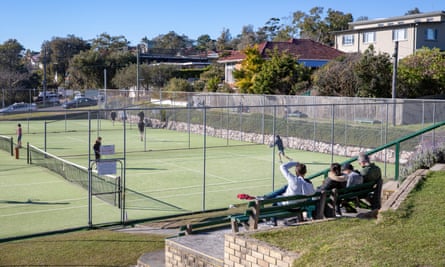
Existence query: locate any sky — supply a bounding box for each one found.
[1,0,442,51]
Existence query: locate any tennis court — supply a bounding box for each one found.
[1,118,392,240]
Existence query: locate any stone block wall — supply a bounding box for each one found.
[159,119,413,164]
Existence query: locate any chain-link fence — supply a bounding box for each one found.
[2,92,445,239]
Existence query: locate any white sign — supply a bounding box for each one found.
[100,145,115,155]
[97,161,117,175]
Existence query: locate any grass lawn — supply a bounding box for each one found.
[1,119,396,240]
[0,230,165,266]
[0,171,444,266]
[252,170,445,267]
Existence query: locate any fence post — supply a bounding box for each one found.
[395,142,400,180]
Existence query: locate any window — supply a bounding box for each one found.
[363,32,376,43]
[392,28,407,41]
[425,28,438,41]
[342,34,354,46]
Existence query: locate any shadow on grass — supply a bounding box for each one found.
[0,199,70,205]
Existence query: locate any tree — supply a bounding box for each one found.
[233,46,264,93]
[252,49,310,94]
[112,63,177,90]
[164,77,193,92]
[0,39,30,104]
[216,28,233,51]
[313,53,361,96]
[293,7,352,46]
[199,64,225,92]
[46,35,90,87]
[152,31,192,50]
[66,33,135,89]
[91,33,129,52]
[257,18,279,42]
[405,8,421,15]
[235,25,258,50]
[196,34,215,51]
[355,45,392,98]
[397,48,445,98]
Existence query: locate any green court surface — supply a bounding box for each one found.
[0,119,394,240]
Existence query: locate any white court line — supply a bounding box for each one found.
[126,176,272,197]
[142,158,235,182]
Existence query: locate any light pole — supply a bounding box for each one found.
[391,41,399,126]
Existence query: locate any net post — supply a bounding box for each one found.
[117,176,121,209]
[10,136,13,156]
[27,142,30,164]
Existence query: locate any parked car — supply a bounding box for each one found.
[287,110,308,118]
[62,97,98,109]
[0,102,37,113]
[33,92,61,105]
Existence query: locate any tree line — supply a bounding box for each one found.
[1,6,443,106]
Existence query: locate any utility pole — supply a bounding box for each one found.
[391,41,399,126]
[43,45,47,106]
[136,44,140,100]
[104,68,107,89]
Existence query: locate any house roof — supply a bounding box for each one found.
[218,39,344,63]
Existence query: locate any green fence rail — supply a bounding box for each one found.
[306,120,445,181]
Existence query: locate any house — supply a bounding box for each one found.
[334,11,445,59]
[218,39,344,86]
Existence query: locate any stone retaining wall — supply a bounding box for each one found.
[142,118,414,164]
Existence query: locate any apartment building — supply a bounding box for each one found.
[334,11,445,59]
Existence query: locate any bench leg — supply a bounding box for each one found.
[231,220,239,233]
[314,191,327,220]
[185,224,193,235]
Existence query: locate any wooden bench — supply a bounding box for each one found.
[333,179,382,215]
[354,118,381,124]
[178,215,233,236]
[231,191,330,233]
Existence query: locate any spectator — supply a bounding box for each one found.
[358,152,383,210]
[271,135,292,163]
[93,137,102,161]
[260,161,315,226]
[342,163,363,187]
[16,123,22,148]
[317,163,347,191]
[259,162,315,200]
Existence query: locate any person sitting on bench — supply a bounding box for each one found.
[342,163,363,187]
[317,163,347,191]
[258,162,315,200]
[258,162,315,226]
[358,152,383,210]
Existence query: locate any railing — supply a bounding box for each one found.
[306,120,445,181]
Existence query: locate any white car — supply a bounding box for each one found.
[0,102,38,113]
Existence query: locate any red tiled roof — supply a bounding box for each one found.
[218,39,344,62]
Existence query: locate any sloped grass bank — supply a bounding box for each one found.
[0,230,165,266]
[253,171,445,267]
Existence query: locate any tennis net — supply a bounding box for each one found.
[28,144,120,207]
[0,135,13,156]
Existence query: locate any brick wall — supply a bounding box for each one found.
[165,239,224,267]
[224,233,300,267]
[165,232,300,267]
